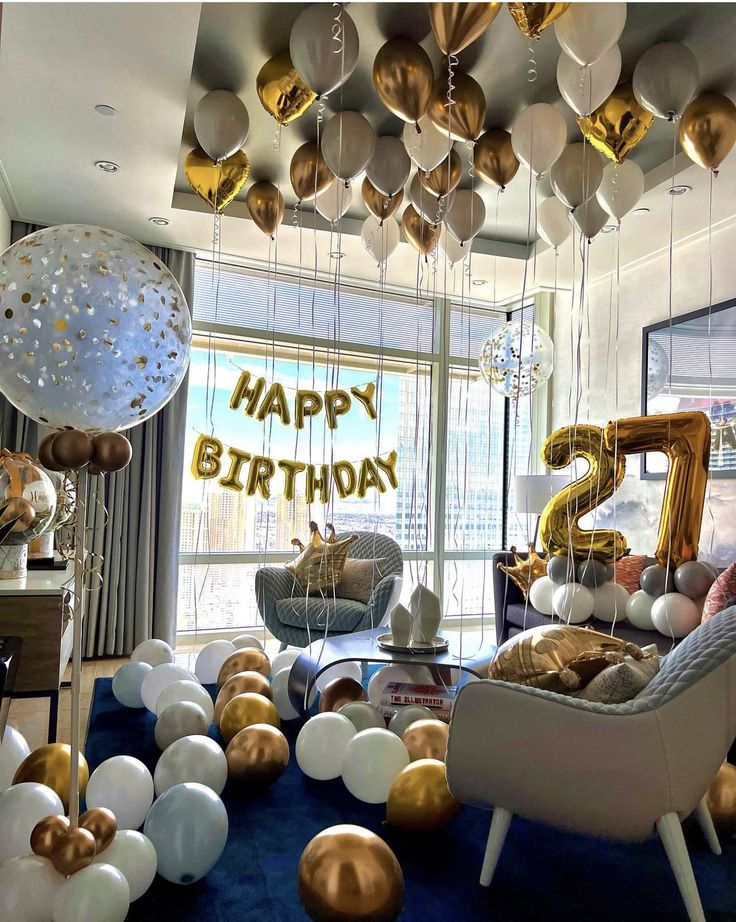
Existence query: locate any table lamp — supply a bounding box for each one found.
[512,474,568,550]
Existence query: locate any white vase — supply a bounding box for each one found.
[389,603,412,647]
[409,584,442,644]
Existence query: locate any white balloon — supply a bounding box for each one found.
[289,3,359,97]
[632,42,699,121]
[439,224,468,266]
[0,725,30,792]
[53,863,129,922]
[270,648,301,676]
[0,854,62,922]
[367,664,434,707]
[625,590,656,631]
[557,45,621,117]
[271,666,317,721]
[86,756,154,830]
[112,661,152,709]
[571,196,608,240]
[596,160,645,220]
[0,783,64,864]
[321,111,376,182]
[295,713,356,780]
[314,660,363,692]
[409,173,454,223]
[367,136,411,196]
[403,116,452,172]
[552,583,595,624]
[141,663,196,713]
[155,679,215,723]
[361,216,400,264]
[446,189,486,244]
[316,179,353,224]
[551,143,604,209]
[537,196,571,249]
[651,593,700,638]
[93,831,157,902]
[194,641,235,685]
[193,90,250,162]
[591,580,630,622]
[231,633,264,651]
[555,2,627,67]
[154,735,227,797]
[341,728,410,804]
[529,575,557,616]
[511,103,567,176]
[155,701,210,751]
[131,638,174,668]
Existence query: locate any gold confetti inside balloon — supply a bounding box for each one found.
[479,319,554,399]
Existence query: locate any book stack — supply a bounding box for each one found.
[379,682,457,724]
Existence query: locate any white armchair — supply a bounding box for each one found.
[446,607,736,922]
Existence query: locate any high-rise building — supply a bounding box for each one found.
[275,493,311,550]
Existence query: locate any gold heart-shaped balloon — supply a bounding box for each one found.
[184,147,250,213]
[402,204,440,257]
[507,3,571,39]
[577,82,654,165]
[256,51,316,126]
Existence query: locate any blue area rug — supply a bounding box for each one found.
[85,678,736,921]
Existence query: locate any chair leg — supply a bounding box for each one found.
[694,797,722,856]
[656,812,706,922]
[480,807,512,887]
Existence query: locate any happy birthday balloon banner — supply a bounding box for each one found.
[190,370,399,503]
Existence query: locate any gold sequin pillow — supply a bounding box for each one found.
[286,523,357,595]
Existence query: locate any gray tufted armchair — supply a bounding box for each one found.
[255,532,403,649]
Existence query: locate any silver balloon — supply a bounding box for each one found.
[321,111,376,182]
[439,225,468,266]
[409,174,454,224]
[315,179,353,224]
[673,560,716,601]
[193,90,250,163]
[577,558,609,588]
[632,42,699,121]
[596,160,645,221]
[571,197,608,241]
[557,45,621,118]
[143,782,228,885]
[479,319,554,399]
[154,701,210,751]
[537,196,571,249]
[289,4,359,98]
[387,704,434,737]
[366,136,411,196]
[446,189,486,244]
[640,564,675,598]
[112,661,153,709]
[361,216,400,264]
[647,339,669,399]
[0,225,191,432]
[551,143,604,210]
[402,116,451,172]
[547,554,574,586]
[338,700,387,732]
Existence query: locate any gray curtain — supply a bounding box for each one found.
[0,222,193,655]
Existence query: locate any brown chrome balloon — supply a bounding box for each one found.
[50,429,94,470]
[428,2,501,55]
[318,676,366,713]
[13,743,89,812]
[679,93,736,173]
[373,38,433,125]
[30,814,71,858]
[225,723,290,787]
[246,181,285,238]
[79,807,117,853]
[420,149,462,198]
[50,827,98,876]
[91,432,132,473]
[401,205,440,257]
[387,759,460,832]
[428,71,486,142]
[362,178,403,222]
[474,128,519,189]
[706,762,736,833]
[290,141,334,202]
[215,670,273,725]
[401,718,449,762]
[0,496,35,532]
[37,433,65,472]
[219,692,280,744]
[217,648,272,687]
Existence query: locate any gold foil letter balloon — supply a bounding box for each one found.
[578,81,654,164]
[256,51,316,125]
[678,93,736,173]
[373,38,434,124]
[185,147,250,212]
[0,224,191,432]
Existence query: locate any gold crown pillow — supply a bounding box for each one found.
[286,522,357,595]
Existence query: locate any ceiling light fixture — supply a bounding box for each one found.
[95,160,120,173]
[472,279,488,286]
[633,206,650,215]
[149,217,170,226]
[668,184,692,196]
[329,250,345,260]
[94,104,117,117]
[601,224,617,234]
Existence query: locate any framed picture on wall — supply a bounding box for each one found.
[641,297,736,479]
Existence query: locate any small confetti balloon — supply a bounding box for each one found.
[479,319,554,398]
[647,339,669,399]
[0,452,56,545]
[0,225,191,432]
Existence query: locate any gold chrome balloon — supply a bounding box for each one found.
[225,723,290,787]
[428,2,501,55]
[184,147,250,213]
[401,205,440,257]
[13,744,89,812]
[577,82,654,164]
[50,827,97,876]
[362,179,403,222]
[246,181,285,238]
[31,814,70,858]
[387,759,460,832]
[706,762,736,834]
[79,807,117,854]
[318,676,366,713]
[290,141,334,202]
[401,719,449,762]
[219,692,280,744]
[214,670,273,725]
[50,429,93,469]
[299,824,404,922]
[679,93,736,173]
[428,71,486,142]
[217,648,272,687]
[474,128,519,189]
[373,38,433,125]
[540,424,627,564]
[507,2,570,38]
[604,411,710,569]
[256,51,316,126]
[420,149,462,198]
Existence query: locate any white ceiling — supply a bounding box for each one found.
[0,2,735,305]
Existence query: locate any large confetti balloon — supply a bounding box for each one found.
[647,339,669,399]
[479,319,554,398]
[0,225,191,432]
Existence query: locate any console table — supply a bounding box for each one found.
[0,564,74,742]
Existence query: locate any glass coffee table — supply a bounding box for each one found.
[287,626,496,717]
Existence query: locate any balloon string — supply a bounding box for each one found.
[527,42,538,86]
[272,124,282,152]
[331,1,343,54]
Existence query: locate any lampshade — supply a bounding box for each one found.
[513,474,568,514]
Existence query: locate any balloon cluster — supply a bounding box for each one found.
[38,430,132,477]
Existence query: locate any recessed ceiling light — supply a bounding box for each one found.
[601,224,617,234]
[94,104,117,117]
[149,217,170,226]
[668,184,692,196]
[329,250,345,260]
[95,160,120,173]
[633,206,650,215]
[472,278,488,286]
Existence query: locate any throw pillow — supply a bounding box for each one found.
[335,558,388,604]
[611,554,648,595]
[577,653,659,704]
[286,523,357,595]
[702,562,736,622]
